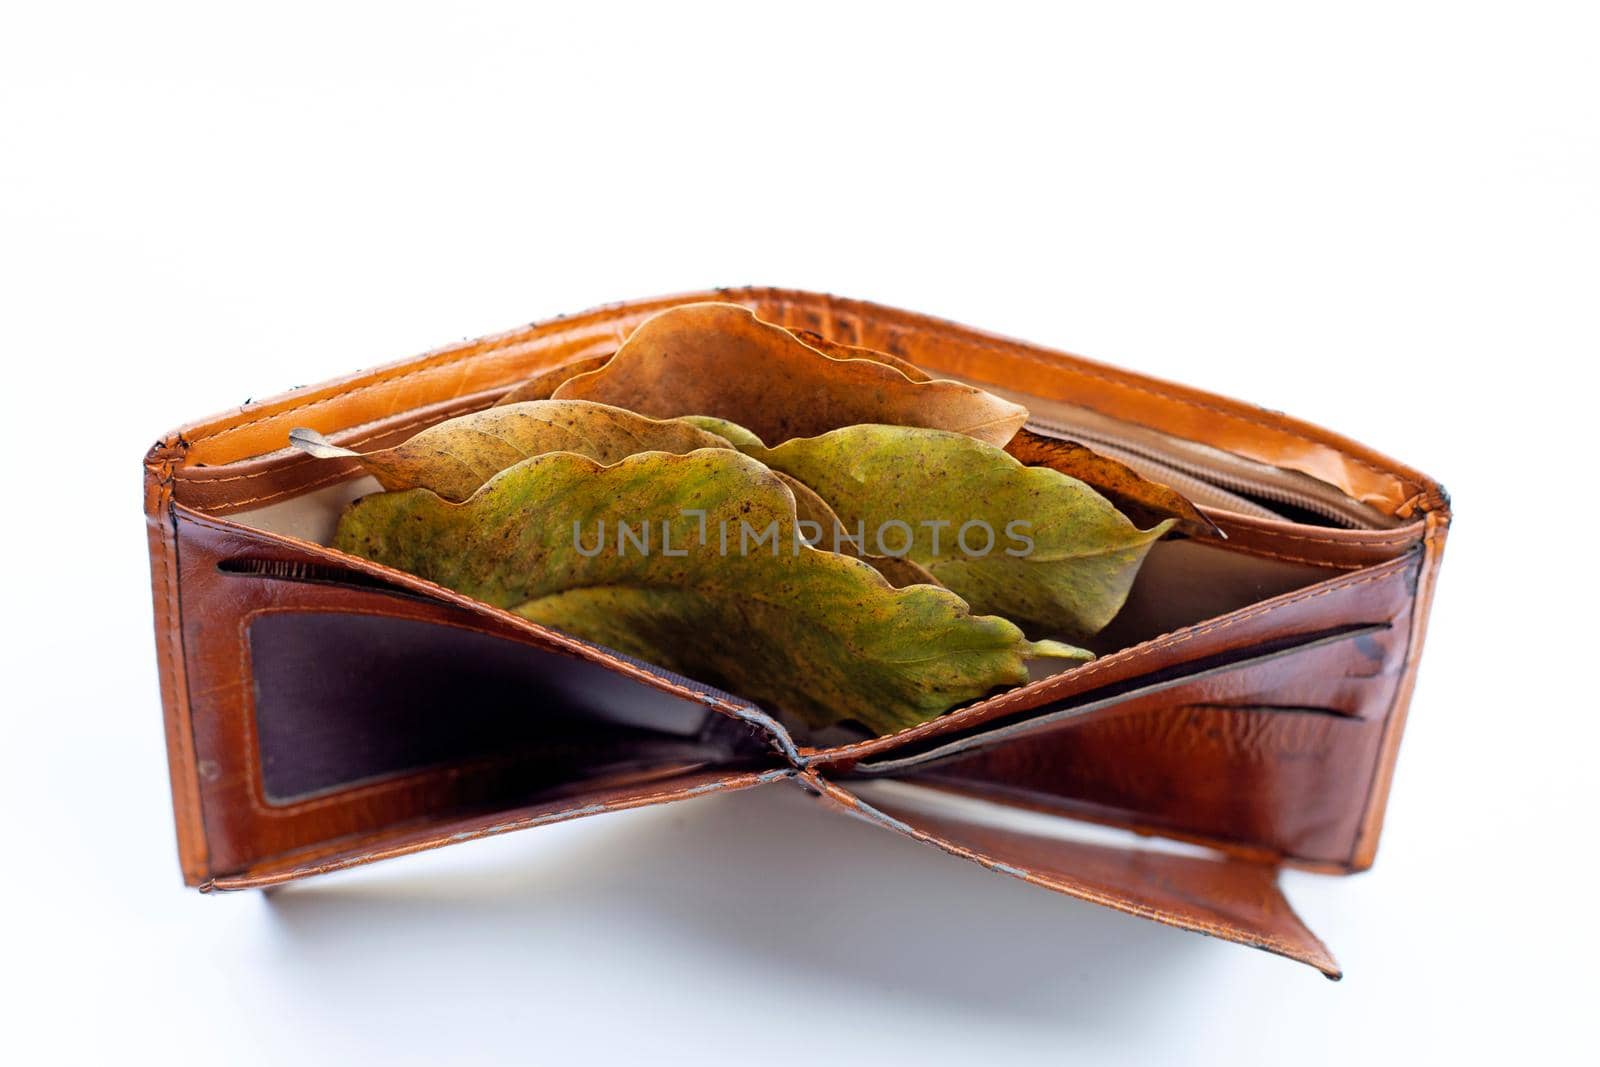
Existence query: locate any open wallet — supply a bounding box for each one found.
[142,288,1450,978]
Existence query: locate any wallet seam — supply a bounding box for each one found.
[178,406,451,487]
[1203,543,1366,570]
[1349,510,1450,864]
[1212,524,1420,548]
[211,466,362,510]
[147,440,211,881]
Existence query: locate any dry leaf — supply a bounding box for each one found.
[773,470,941,589]
[1005,428,1220,537]
[552,302,1028,446]
[492,325,931,412]
[333,449,1085,733]
[688,418,1173,637]
[290,399,730,501]
[493,353,614,407]
[786,328,933,381]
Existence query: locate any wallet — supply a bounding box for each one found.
[142,287,1450,978]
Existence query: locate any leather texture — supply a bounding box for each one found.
[808,775,1341,978]
[142,288,1451,976]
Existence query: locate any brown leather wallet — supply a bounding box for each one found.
[142,288,1450,978]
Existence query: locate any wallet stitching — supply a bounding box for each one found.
[1203,544,1366,570]
[216,467,363,510]
[152,447,211,873]
[187,326,618,449]
[179,408,452,486]
[1349,511,1449,862]
[1220,527,1419,548]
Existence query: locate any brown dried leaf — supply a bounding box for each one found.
[786,328,933,382]
[493,353,614,407]
[551,303,1028,446]
[1004,428,1220,538]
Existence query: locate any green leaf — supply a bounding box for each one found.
[290,399,731,501]
[686,418,1173,637]
[551,302,1029,446]
[332,448,1085,734]
[771,469,942,589]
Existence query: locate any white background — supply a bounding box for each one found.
[3,3,1595,1063]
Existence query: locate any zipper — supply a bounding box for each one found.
[974,384,1399,529]
[1026,418,1285,521]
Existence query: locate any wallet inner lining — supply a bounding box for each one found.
[248,611,773,806]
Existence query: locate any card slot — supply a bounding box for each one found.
[218,556,431,600]
[850,623,1388,776]
[169,507,800,881]
[903,696,1387,870]
[248,611,765,806]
